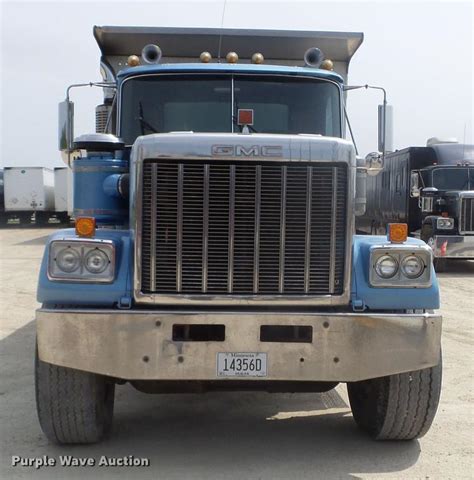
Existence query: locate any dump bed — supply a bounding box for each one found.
[94,26,363,82]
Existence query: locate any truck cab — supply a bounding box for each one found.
[35,27,442,444]
[415,142,474,264]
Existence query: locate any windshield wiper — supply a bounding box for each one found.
[137,101,158,134]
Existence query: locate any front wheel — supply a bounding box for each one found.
[35,345,115,444]
[347,356,442,440]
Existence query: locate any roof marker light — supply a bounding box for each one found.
[320,59,334,71]
[226,51,238,63]
[127,55,140,67]
[251,53,264,64]
[200,51,212,63]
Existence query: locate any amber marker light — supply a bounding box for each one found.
[320,59,334,71]
[200,51,212,63]
[127,55,140,67]
[226,51,239,63]
[251,53,264,64]
[387,223,408,243]
[75,217,96,238]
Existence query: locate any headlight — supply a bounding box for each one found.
[56,247,81,273]
[84,248,110,274]
[436,217,454,230]
[369,244,432,288]
[401,255,425,279]
[48,239,115,283]
[374,255,398,279]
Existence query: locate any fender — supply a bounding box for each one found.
[351,235,440,311]
[37,228,133,308]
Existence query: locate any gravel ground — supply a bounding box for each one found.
[0,227,472,480]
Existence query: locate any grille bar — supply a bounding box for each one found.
[460,197,474,234]
[279,166,287,294]
[202,165,210,293]
[141,161,347,297]
[149,163,158,291]
[253,166,262,293]
[329,167,338,294]
[228,166,236,293]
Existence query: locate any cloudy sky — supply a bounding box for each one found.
[1,0,472,167]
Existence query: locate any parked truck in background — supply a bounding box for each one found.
[53,167,73,224]
[358,139,474,270]
[35,26,442,444]
[0,169,5,225]
[3,167,55,225]
[0,167,72,226]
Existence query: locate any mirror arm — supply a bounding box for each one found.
[66,82,116,101]
[344,104,359,156]
[344,84,388,160]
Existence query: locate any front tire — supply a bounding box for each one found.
[35,345,115,444]
[347,357,442,440]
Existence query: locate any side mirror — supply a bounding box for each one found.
[58,100,74,152]
[377,104,393,153]
[364,152,384,176]
[410,171,420,197]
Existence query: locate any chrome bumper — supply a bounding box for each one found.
[36,309,441,382]
[433,235,474,258]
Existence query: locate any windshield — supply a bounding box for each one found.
[431,167,474,190]
[120,74,341,144]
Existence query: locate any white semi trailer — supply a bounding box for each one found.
[3,167,55,224]
[53,167,73,223]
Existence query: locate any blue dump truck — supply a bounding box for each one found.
[35,27,442,444]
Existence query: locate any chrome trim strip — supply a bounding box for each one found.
[149,163,158,291]
[228,165,236,292]
[176,164,184,292]
[279,166,287,293]
[304,166,313,293]
[73,166,128,173]
[329,167,338,294]
[74,208,128,216]
[202,164,210,293]
[253,165,262,293]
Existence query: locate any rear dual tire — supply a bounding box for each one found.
[35,346,115,444]
[347,356,442,440]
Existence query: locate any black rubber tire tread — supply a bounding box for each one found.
[35,345,115,444]
[347,356,442,440]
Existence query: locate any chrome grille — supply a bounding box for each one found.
[140,161,347,296]
[460,196,474,234]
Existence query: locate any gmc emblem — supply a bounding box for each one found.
[211,145,283,157]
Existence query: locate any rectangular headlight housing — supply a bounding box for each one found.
[436,217,454,230]
[48,238,115,283]
[369,244,432,288]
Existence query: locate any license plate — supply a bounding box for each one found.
[217,352,267,377]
